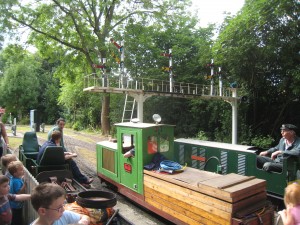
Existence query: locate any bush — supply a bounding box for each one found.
[19,116,30,125]
[72,121,84,131]
[1,114,10,124]
[196,130,208,141]
[250,135,274,148]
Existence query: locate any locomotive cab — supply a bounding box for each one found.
[96,121,174,195]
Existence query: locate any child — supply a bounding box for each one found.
[0,175,30,225]
[7,161,26,225]
[30,182,90,225]
[1,154,17,178]
[279,182,300,225]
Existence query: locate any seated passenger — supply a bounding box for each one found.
[256,124,300,172]
[30,182,90,225]
[38,130,93,188]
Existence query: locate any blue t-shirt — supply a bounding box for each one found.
[30,210,81,225]
[9,177,24,209]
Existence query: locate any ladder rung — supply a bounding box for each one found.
[122,94,136,123]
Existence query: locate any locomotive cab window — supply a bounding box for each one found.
[147,135,170,154]
[147,136,158,154]
[122,134,135,154]
[160,135,170,152]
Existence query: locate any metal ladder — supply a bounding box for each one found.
[122,94,136,122]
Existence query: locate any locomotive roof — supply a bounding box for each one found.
[175,138,257,153]
[115,122,174,129]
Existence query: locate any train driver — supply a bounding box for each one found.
[256,124,300,172]
[123,145,135,158]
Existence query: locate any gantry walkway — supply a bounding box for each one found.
[83,73,240,144]
[83,73,238,102]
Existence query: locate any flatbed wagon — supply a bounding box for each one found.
[174,138,300,199]
[96,121,275,224]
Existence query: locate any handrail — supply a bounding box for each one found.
[83,73,235,97]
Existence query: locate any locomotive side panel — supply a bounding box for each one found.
[174,138,257,176]
[174,138,300,198]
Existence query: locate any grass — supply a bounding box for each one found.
[8,137,23,151]
[7,125,46,150]
[7,125,104,151]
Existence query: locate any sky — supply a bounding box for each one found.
[191,0,245,27]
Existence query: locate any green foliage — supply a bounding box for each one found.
[123,14,214,84]
[214,0,300,136]
[19,116,30,125]
[35,59,62,124]
[0,0,197,134]
[85,125,101,134]
[57,75,102,128]
[187,99,232,142]
[1,0,298,144]
[250,135,274,149]
[41,80,62,124]
[0,52,40,119]
[0,44,62,124]
[109,94,125,125]
[195,131,208,141]
[72,121,84,131]
[0,113,9,123]
[123,12,215,138]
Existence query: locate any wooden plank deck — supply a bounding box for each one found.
[144,167,268,225]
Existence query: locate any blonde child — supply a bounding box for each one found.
[8,161,26,225]
[279,182,300,225]
[30,182,89,225]
[1,154,17,178]
[0,175,30,225]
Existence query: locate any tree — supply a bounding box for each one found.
[37,59,62,124]
[119,13,217,137]
[58,76,102,129]
[0,45,40,120]
[0,0,193,135]
[0,44,63,124]
[213,0,300,139]
[122,10,214,82]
